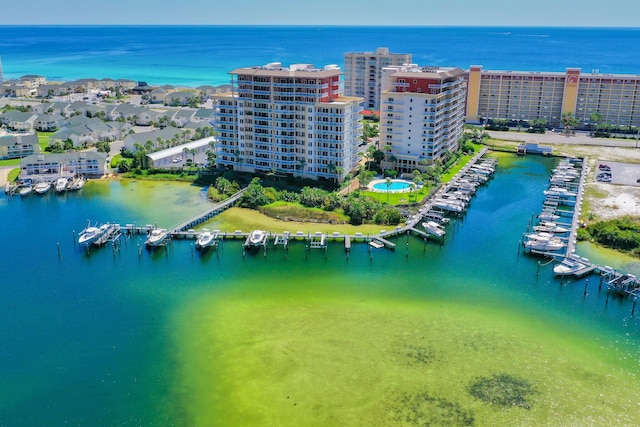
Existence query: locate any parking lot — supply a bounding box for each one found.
[596,160,640,186]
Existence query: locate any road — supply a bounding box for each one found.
[486,130,640,149]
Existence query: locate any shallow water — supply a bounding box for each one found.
[1,157,640,425]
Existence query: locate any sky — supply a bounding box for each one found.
[1,0,639,26]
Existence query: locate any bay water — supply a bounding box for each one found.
[2,153,640,425]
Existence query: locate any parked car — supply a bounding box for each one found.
[599,163,611,171]
[597,172,612,182]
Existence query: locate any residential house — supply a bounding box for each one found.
[0,133,40,160]
[20,75,47,88]
[150,87,170,104]
[165,90,198,106]
[34,114,65,132]
[123,126,186,152]
[0,111,38,131]
[20,151,107,179]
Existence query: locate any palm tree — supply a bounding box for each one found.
[561,112,579,136]
[385,177,392,203]
[297,158,306,181]
[365,145,376,171]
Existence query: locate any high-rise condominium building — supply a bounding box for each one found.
[344,47,412,111]
[212,63,363,181]
[465,65,640,129]
[379,64,467,173]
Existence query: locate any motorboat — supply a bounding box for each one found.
[432,199,464,213]
[145,228,169,247]
[67,175,86,191]
[422,221,446,239]
[534,221,570,234]
[54,176,69,192]
[544,187,577,198]
[78,222,110,246]
[34,181,51,195]
[422,211,450,225]
[524,233,566,251]
[195,228,216,250]
[538,211,560,221]
[245,229,267,251]
[553,256,595,277]
[19,185,33,197]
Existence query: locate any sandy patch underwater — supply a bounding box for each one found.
[167,281,640,427]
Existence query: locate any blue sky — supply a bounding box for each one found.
[2,0,639,26]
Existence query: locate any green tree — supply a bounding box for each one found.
[561,112,580,135]
[589,112,603,136]
[239,177,270,208]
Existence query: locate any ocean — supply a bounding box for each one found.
[1,26,640,87]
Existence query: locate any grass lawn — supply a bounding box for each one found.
[360,186,432,205]
[204,207,392,235]
[37,131,54,151]
[7,168,20,182]
[0,158,20,167]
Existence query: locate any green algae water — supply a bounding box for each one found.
[2,158,640,426]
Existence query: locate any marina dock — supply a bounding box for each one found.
[520,156,640,300]
[71,148,498,257]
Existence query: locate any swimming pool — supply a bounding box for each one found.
[370,179,413,192]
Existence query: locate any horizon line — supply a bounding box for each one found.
[0,24,638,29]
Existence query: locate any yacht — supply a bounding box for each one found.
[544,187,577,198]
[196,229,216,250]
[145,228,169,247]
[538,211,560,221]
[432,199,464,213]
[54,177,69,192]
[78,222,109,246]
[553,256,595,277]
[534,221,570,234]
[524,233,566,251]
[422,221,446,239]
[67,176,86,191]
[34,181,51,195]
[245,229,267,251]
[19,185,33,197]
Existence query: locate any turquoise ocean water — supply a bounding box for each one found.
[1,26,640,86]
[2,155,640,425]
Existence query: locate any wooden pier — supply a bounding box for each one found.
[171,188,246,232]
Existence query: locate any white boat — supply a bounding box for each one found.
[553,256,595,277]
[534,221,570,234]
[422,221,446,239]
[432,199,464,213]
[54,177,69,192]
[34,181,51,195]
[524,233,566,251]
[67,176,86,191]
[544,187,577,198]
[538,212,560,221]
[245,229,267,250]
[78,222,110,246]
[145,228,169,247]
[19,185,33,197]
[195,229,216,250]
